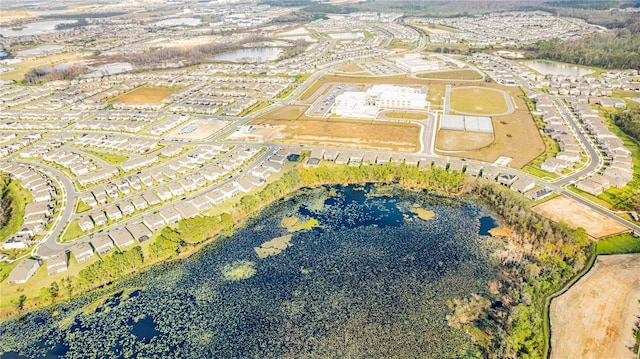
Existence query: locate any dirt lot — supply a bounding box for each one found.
[111,86,180,103]
[251,118,420,152]
[417,70,482,81]
[436,129,495,151]
[165,119,228,140]
[550,254,640,359]
[533,196,629,239]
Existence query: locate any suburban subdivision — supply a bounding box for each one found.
[1,0,639,358]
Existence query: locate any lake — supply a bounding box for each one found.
[0,21,76,37]
[209,47,282,63]
[0,184,500,358]
[524,60,593,77]
[16,45,65,58]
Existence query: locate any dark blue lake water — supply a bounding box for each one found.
[1,185,499,358]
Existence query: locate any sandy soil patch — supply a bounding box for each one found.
[252,118,420,152]
[550,254,640,359]
[533,196,629,239]
[111,86,180,104]
[436,130,495,151]
[410,206,435,220]
[165,119,229,140]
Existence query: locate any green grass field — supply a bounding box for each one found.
[60,219,84,243]
[385,111,428,120]
[82,150,129,165]
[597,233,640,254]
[449,87,509,115]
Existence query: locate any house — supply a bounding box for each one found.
[510,178,535,193]
[156,187,173,201]
[7,258,40,284]
[433,158,448,170]
[105,205,122,221]
[168,183,184,197]
[175,201,200,219]
[90,211,107,227]
[498,174,518,186]
[78,216,95,232]
[109,228,136,249]
[143,213,166,232]
[448,160,464,173]
[191,196,212,212]
[47,252,68,276]
[90,235,113,255]
[126,223,152,243]
[142,192,161,206]
[481,167,499,180]
[465,163,482,177]
[131,196,148,211]
[524,187,554,201]
[118,201,135,216]
[575,178,604,196]
[323,149,339,161]
[159,206,181,225]
[70,242,94,263]
[205,190,225,205]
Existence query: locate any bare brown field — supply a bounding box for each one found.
[533,196,629,239]
[550,254,640,359]
[418,70,482,81]
[436,129,495,151]
[336,63,363,72]
[385,111,428,120]
[111,86,180,103]
[252,118,420,152]
[259,105,310,120]
[165,119,228,139]
[436,85,543,168]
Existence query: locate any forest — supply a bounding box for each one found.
[0,175,13,230]
[613,107,640,142]
[532,29,640,70]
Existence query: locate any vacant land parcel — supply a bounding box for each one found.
[550,254,640,359]
[111,86,180,103]
[533,196,629,239]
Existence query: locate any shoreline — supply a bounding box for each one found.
[0,164,597,358]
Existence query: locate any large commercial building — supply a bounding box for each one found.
[332,84,429,119]
[395,54,445,73]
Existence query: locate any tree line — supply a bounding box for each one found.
[0,175,13,230]
[9,162,593,359]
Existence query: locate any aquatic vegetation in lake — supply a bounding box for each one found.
[221,260,256,281]
[254,234,293,259]
[410,205,436,220]
[0,184,501,359]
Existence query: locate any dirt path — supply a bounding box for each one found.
[550,254,640,359]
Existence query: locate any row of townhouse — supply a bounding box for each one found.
[74,133,158,154]
[0,163,58,250]
[571,102,634,195]
[530,94,584,174]
[0,133,41,158]
[43,150,99,177]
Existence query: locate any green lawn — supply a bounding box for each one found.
[449,87,509,115]
[597,233,640,254]
[75,200,91,214]
[82,150,130,165]
[0,178,33,242]
[60,219,85,243]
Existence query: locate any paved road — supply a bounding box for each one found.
[13,162,78,257]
